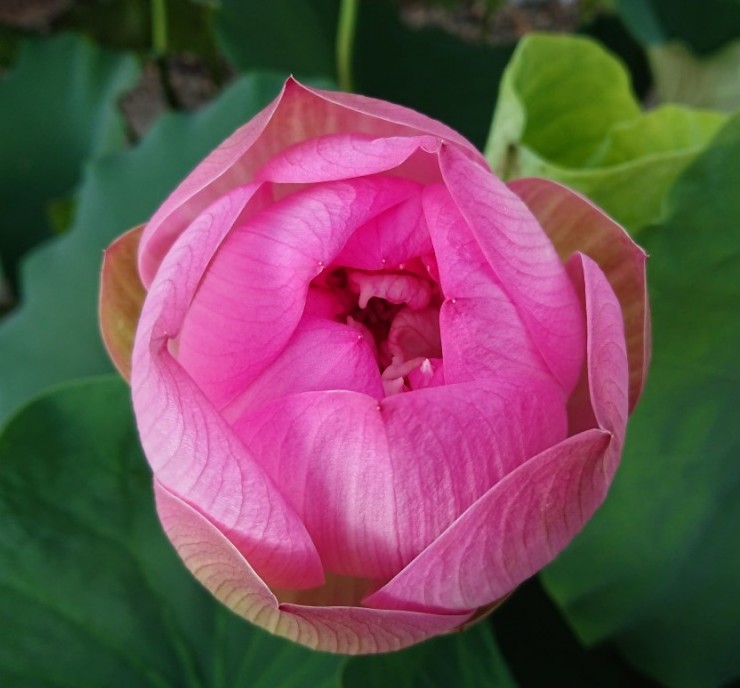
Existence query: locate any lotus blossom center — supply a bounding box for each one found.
[309,260,444,396]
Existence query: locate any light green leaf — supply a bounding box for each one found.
[342,621,515,688]
[542,113,740,688]
[0,376,346,688]
[485,33,726,231]
[0,72,286,426]
[0,33,139,286]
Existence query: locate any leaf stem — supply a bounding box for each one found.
[336,0,359,91]
[151,0,168,57]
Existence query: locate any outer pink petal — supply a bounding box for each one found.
[566,253,630,463]
[139,78,484,287]
[364,429,612,613]
[220,317,383,421]
[509,177,649,412]
[176,177,418,410]
[99,225,146,382]
[439,146,585,394]
[365,253,629,613]
[132,184,323,590]
[232,377,566,580]
[154,482,472,654]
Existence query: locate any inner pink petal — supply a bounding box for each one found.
[335,194,434,271]
[176,176,419,410]
[407,357,444,390]
[348,270,432,310]
[423,183,553,384]
[387,307,442,361]
[438,145,585,394]
[221,316,383,421]
[256,133,442,184]
[232,391,403,580]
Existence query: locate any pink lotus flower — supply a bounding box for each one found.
[100,78,649,654]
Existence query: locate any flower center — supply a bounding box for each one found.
[308,261,444,395]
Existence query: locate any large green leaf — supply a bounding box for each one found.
[485,33,725,231]
[0,376,346,687]
[0,33,138,287]
[543,113,740,688]
[342,622,515,688]
[0,72,286,426]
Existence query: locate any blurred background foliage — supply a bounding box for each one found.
[0,1,738,687]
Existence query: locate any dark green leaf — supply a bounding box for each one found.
[215,0,339,78]
[491,579,659,688]
[543,113,740,688]
[616,0,740,55]
[0,72,286,426]
[354,0,514,149]
[0,33,138,287]
[0,376,346,687]
[342,621,515,688]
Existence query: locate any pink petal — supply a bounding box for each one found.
[566,253,630,466]
[407,357,444,390]
[423,184,555,384]
[439,296,557,384]
[232,391,401,580]
[139,77,484,287]
[176,177,418,410]
[335,194,434,270]
[132,183,323,590]
[364,429,612,613]
[99,225,146,382]
[365,253,629,614]
[220,316,383,421]
[387,307,442,361]
[256,133,443,183]
[232,376,566,581]
[155,483,472,654]
[348,270,432,310]
[303,285,351,319]
[509,177,649,412]
[439,146,585,393]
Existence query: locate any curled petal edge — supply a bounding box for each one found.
[154,482,473,655]
[510,177,649,412]
[99,225,146,382]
